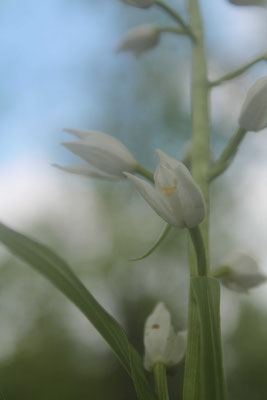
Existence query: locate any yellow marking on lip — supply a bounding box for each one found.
[162,186,176,196]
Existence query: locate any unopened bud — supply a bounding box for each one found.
[117,24,160,57]
[239,77,267,132]
[219,253,266,292]
[122,0,155,8]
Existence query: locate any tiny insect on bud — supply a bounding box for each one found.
[239,77,267,132]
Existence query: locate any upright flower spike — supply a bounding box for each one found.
[228,0,267,6]
[239,77,267,132]
[122,0,155,8]
[117,25,160,57]
[125,150,206,228]
[54,129,138,180]
[144,303,187,371]
[220,254,267,292]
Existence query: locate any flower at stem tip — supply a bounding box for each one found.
[117,24,160,57]
[239,76,267,132]
[125,150,206,228]
[144,302,187,371]
[53,129,138,180]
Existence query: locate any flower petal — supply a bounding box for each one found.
[173,162,205,228]
[124,173,180,226]
[165,330,187,365]
[63,130,137,169]
[62,140,136,178]
[155,150,205,228]
[52,163,120,180]
[144,303,171,370]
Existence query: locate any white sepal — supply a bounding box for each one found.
[144,303,186,371]
[55,129,138,180]
[221,253,267,292]
[122,0,155,8]
[117,24,160,57]
[125,150,205,228]
[239,77,267,132]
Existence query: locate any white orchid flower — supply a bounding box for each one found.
[144,302,187,371]
[239,77,267,132]
[221,253,267,292]
[54,129,138,180]
[122,0,155,8]
[117,24,160,57]
[125,150,205,228]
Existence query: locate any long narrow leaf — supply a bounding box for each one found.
[0,222,156,400]
[192,277,227,400]
[183,288,201,400]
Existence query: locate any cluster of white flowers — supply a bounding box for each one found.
[53,0,267,373]
[55,129,206,229]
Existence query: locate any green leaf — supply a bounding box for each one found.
[130,224,171,261]
[191,277,227,400]
[0,222,156,400]
[183,289,201,400]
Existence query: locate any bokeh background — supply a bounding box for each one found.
[0,0,267,399]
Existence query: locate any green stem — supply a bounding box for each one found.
[189,227,208,277]
[188,0,210,263]
[155,0,195,40]
[209,53,267,87]
[158,26,187,36]
[184,1,227,400]
[208,127,247,181]
[153,362,170,400]
[136,164,154,182]
[211,265,231,279]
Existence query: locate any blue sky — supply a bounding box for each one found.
[0,0,266,166]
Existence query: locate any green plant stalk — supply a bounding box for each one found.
[208,127,247,181]
[155,0,195,40]
[159,26,187,36]
[153,362,170,400]
[209,53,267,87]
[183,0,227,399]
[189,227,207,277]
[136,164,154,182]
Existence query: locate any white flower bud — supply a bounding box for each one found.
[144,303,187,371]
[117,24,160,57]
[228,0,267,6]
[239,77,267,132]
[54,129,138,180]
[122,0,155,8]
[221,253,267,292]
[125,150,206,228]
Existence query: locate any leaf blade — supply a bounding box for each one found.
[0,222,156,400]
